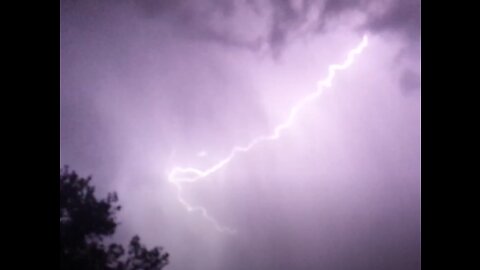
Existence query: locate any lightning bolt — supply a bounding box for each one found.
[167,35,369,234]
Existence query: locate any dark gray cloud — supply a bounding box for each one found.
[62,0,419,57]
[129,0,265,51]
[264,0,420,54]
[400,68,421,94]
[366,0,420,42]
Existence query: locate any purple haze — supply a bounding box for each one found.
[60,1,420,269]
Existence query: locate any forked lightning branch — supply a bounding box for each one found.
[167,35,369,234]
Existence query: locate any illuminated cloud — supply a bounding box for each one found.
[61,1,420,269]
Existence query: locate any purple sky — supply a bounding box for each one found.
[60,1,420,269]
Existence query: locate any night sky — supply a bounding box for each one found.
[60,0,420,269]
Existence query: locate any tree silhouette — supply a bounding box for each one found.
[60,166,169,270]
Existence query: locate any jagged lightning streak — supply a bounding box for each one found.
[167,35,369,234]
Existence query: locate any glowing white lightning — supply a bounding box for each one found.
[167,35,369,234]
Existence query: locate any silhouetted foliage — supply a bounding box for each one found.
[60,166,169,270]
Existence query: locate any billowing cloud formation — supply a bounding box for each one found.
[63,0,419,55]
[61,1,420,270]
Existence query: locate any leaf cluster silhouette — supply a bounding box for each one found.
[60,166,169,270]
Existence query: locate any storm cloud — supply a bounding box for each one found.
[61,1,420,269]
